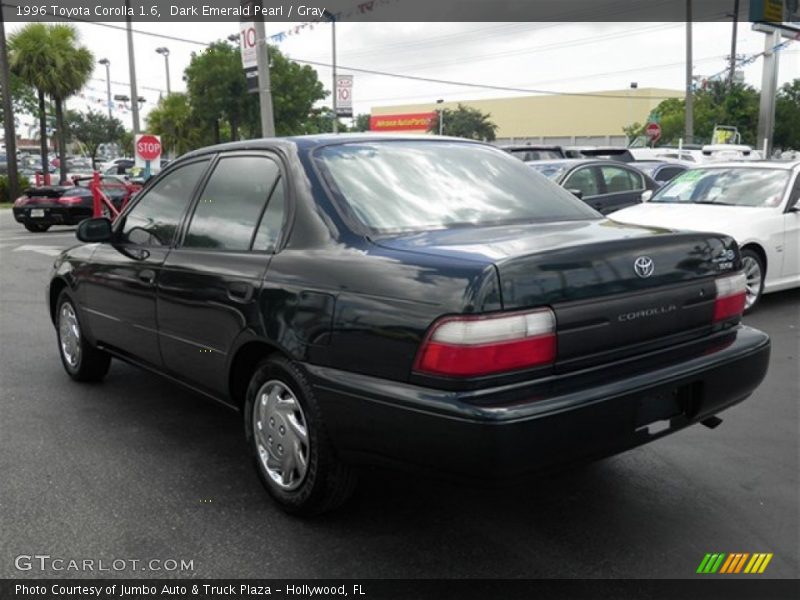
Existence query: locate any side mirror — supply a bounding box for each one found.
[77,217,113,243]
[567,188,584,200]
[641,190,653,202]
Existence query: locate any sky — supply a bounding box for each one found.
[6,19,800,135]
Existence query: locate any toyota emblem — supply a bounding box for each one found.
[634,256,655,278]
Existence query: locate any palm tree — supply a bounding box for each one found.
[8,23,56,184]
[48,25,93,184]
[8,24,93,185]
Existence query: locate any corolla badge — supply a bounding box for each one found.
[634,256,655,278]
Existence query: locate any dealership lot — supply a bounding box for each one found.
[0,209,797,579]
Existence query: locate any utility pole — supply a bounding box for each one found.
[685,0,694,144]
[436,99,444,135]
[728,0,740,87]
[757,28,781,157]
[254,18,275,137]
[0,10,20,202]
[98,59,112,119]
[330,13,338,133]
[125,0,140,133]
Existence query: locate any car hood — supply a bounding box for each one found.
[609,202,774,238]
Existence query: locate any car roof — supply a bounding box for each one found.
[180,133,488,160]
[527,158,636,168]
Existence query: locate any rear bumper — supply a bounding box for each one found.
[13,205,91,225]
[306,325,770,480]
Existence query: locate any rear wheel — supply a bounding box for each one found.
[244,356,357,515]
[24,222,51,232]
[741,249,765,313]
[56,291,111,382]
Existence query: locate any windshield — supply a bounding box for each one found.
[651,167,789,208]
[316,141,597,233]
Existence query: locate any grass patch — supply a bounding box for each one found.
[0,202,14,210]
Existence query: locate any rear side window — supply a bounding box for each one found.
[183,155,280,251]
[563,167,600,197]
[121,160,209,246]
[600,166,643,193]
[252,179,286,253]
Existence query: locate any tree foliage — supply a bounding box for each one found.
[146,93,207,156]
[65,110,125,169]
[774,79,800,151]
[0,73,37,127]
[182,41,328,144]
[428,104,498,141]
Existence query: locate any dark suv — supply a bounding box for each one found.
[48,136,770,514]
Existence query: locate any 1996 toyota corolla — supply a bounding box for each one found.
[47,136,771,514]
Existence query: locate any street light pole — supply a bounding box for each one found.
[436,99,444,135]
[98,58,112,119]
[124,0,140,134]
[155,47,171,95]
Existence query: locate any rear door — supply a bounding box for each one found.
[596,164,647,213]
[81,158,210,366]
[157,152,287,396]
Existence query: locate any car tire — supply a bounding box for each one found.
[56,290,111,382]
[244,355,357,516]
[741,249,765,314]
[24,222,51,233]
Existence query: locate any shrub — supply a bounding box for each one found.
[0,174,31,203]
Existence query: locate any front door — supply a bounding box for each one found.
[80,159,210,366]
[157,152,287,396]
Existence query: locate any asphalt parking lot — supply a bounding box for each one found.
[0,209,797,580]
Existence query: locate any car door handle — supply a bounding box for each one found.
[137,269,156,285]
[227,281,254,303]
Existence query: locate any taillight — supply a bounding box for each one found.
[13,196,28,207]
[57,196,84,205]
[713,272,747,323]
[414,308,557,377]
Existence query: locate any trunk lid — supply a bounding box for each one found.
[376,219,739,369]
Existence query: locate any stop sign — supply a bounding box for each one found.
[136,134,162,161]
[645,122,662,143]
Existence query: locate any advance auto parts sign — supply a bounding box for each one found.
[369,113,437,132]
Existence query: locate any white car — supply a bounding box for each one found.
[610,161,800,311]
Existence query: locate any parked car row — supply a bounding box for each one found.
[46,135,785,515]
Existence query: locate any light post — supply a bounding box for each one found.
[436,99,444,135]
[98,58,112,119]
[155,47,171,95]
[124,0,140,133]
[628,82,638,143]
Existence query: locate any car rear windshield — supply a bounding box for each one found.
[652,167,790,208]
[316,141,597,233]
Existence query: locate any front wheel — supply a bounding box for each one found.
[56,291,111,382]
[244,356,356,515]
[741,249,765,313]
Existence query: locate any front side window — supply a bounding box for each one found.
[316,142,596,234]
[120,160,209,246]
[601,166,643,193]
[183,155,280,251]
[563,167,600,197]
